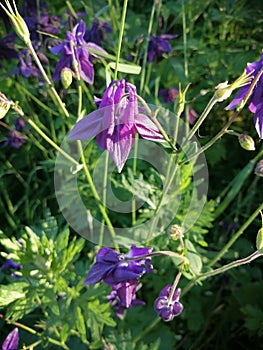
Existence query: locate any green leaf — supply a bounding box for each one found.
[75,306,86,342]
[0,282,27,307]
[185,239,202,276]
[108,62,141,75]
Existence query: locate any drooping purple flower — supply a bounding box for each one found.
[84,19,111,46]
[154,285,183,322]
[159,87,198,124]
[107,280,145,318]
[12,50,39,79]
[2,328,19,350]
[84,245,153,286]
[14,118,27,131]
[50,20,106,84]
[226,50,263,139]
[147,34,178,62]
[68,79,164,172]
[2,130,27,149]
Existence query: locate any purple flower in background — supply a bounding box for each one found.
[107,280,145,318]
[159,87,198,124]
[69,79,164,172]
[1,259,21,271]
[12,50,39,79]
[2,130,27,149]
[2,328,19,350]
[84,19,111,45]
[50,20,106,84]
[84,245,153,286]
[14,118,27,132]
[147,34,178,62]
[226,50,263,138]
[154,285,183,322]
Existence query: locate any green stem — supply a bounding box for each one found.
[139,0,156,94]
[182,250,263,296]
[132,134,139,225]
[133,317,160,344]
[114,0,128,80]
[78,141,117,248]
[208,202,263,267]
[181,96,217,148]
[26,41,69,117]
[99,151,110,246]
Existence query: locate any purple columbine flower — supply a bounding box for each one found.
[12,50,39,79]
[0,33,18,65]
[154,285,183,322]
[107,280,145,318]
[14,118,27,131]
[147,34,178,62]
[50,20,106,84]
[2,130,27,149]
[2,328,19,350]
[68,79,164,172]
[226,50,263,139]
[84,245,153,286]
[84,19,111,46]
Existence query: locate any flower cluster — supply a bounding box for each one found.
[69,79,164,172]
[84,245,153,318]
[154,285,183,322]
[226,50,263,139]
[50,20,106,84]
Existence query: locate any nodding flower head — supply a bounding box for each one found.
[154,285,183,322]
[68,79,164,172]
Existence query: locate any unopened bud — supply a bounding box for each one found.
[215,70,253,103]
[238,133,255,151]
[0,92,11,119]
[168,225,184,240]
[174,83,191,118]
[255,160,263,177]
[256,228,263,251]
[0,0,31,44]
[61,68,73,89]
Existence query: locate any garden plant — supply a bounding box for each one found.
[0,0,263,349]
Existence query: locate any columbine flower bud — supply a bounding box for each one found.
[256,228,263,251]
[0,0,31,44]
[0,92,11,119]
[61,68,73,89]
[214,70,253,103]
[168,225,184,240]
[174,83,190,118]
[238,133,255,151]
[255,160,263,177]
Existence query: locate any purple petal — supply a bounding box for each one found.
[68,110,104,140]
[2,328,19,350]
[127,245,153,258]
[134,114,164,142]
[78,49,94,83]
[225,85,250,110]
[50,42,64,55]
[84,262,114,285]
[86,42,108,57]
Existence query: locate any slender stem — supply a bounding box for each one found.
[139,0,156,94]
[182,250,263,296]
[181,96,217,148]
[26,41,69,117]
[181,0,189,135]
[77,141,117,248]
[208,202,263,267]
[133,317,160,344]
[132,134,139,225]
[114,0,128,80]
[99,151,109,246]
